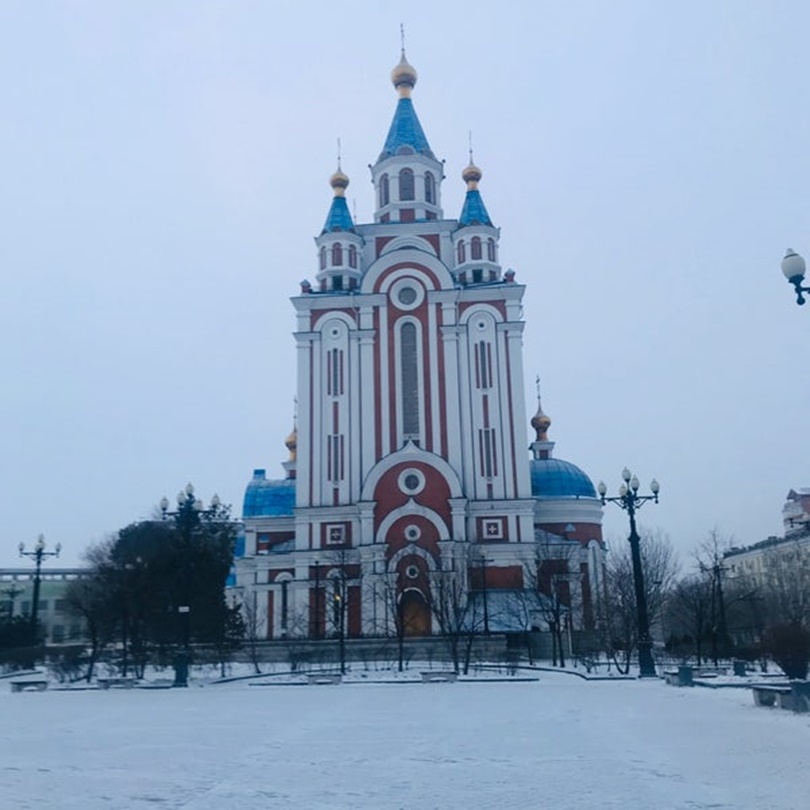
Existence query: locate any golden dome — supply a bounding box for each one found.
[391,51,418,97]
[330,168,349,197]
[462,160,482,190]
[531,401,552,442]
[284,426,297,462]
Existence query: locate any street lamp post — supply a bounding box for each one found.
[18,534,61,644]
[159,483,221,687]
[479,552,490,634]
[781,249,810,305]
[598,469,660,678]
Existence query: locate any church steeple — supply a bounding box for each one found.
[321,161,355,235]
[530,377,555,461]
[315,162,363,292]
[459,154,493,227]
[452,148,500,284]
[371,43,443,224]
[378,49,434,162]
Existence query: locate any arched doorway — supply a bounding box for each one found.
[400,589,431,636]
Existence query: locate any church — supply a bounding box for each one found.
[231,49,604,642]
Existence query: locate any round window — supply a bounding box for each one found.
[398,468,426,495]
[404,524,421,541]
[405,564,420,580]
[390,278,424,311]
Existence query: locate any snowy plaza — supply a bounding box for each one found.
[2,671,808,809]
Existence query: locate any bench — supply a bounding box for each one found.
[97,677,137,690]
[663,666,693,687]
[752,685,791,708]
[420,671,458,683]
[306,674,342,685]
[789,680,810,713]
[10,679,48,693]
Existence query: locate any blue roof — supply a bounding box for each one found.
[243,469,296,517]
[321,195,354,234]
[379,98,434,160]
[458,189,493,227]
[530,458,596,499]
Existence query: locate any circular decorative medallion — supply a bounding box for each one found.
[404,524,421,541]
[398,467,426,495]
[390,278,425,311]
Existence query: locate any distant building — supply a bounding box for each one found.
[782,488,810,536]
[724,488,810,585]
[0,568,88,644]
[231,49,604,640]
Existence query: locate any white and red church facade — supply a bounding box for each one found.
[231,51,605,641]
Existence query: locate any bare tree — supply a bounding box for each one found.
[758,538,810,628]
[319,546,362,674]
[239,590,267,675]
[603,527,679,674]
[667,573,712,663]
[63,575,114,682]
[375,572,416,672]
[426,550,485,674]
[696,530,734,664]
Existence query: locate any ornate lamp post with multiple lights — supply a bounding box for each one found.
[597,469,660,678]
[781,249,810,305]
[159,483,221,687]
[18,534,61,644]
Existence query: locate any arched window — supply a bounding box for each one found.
[399,168,415,201]
[457,240,466,265]
[425,172,435,204]
[400,321,420,437]
[487,238,496,262]
[471,236,482,260]
[320,246,326,270]
[348,244,357,268]
[380,174,390,207]
[331,242,343,266]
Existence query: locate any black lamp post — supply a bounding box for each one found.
[781,249,810,305]
[598,469,660,678]
[478,552,490,634]
[18,534,61,644]
[159,483,220,687]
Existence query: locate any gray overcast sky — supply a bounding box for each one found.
[1,1,808,568]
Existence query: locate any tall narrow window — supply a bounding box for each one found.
[320,246,327,270]
[425,172,435,204]
[400,321,420,437]
[327,349,344,396]
[331,243,343,266]
[475,341,493,389]
[348,244,357,268]
[471,236,482,260]
[457,240,466,264]
[280,580,289,630]
[487,238,496,262]
[478,428,498,478]
[399,168,415,201]
[380,174,390,207]
[327,434,344,481]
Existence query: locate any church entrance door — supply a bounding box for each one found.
[400,589,431,636]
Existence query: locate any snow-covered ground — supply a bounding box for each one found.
[2,670,807,809]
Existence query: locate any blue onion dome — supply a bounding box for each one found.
[243,469,296,517]
[530,458,597,499]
